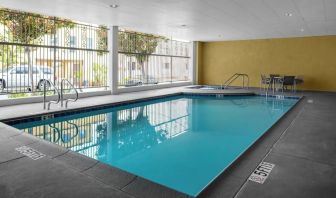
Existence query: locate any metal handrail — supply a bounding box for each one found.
[222,73,249,89]
[61,79,79,108]
[43,80,61,110]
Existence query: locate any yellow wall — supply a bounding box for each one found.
[199,36,336,92]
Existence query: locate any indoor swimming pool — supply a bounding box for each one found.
[12,94,299,196]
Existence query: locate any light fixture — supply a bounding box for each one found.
[300,28,305,32]
[181,24,187,28]
[284,13,293,17]
[110,4,119,8]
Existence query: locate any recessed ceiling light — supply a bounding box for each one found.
[300,28,305,32]
[110,4,119,8]
[284,13,293,17]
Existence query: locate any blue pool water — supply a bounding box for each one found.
[13,95,298,196]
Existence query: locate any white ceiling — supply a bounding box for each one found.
[1,0,336,41]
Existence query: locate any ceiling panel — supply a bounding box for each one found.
[234,0,280,24]
[263,0,301,18]
[294,0,325,21]
[0,0,333,41]
[324,0,336,20]
[306,21,326,35]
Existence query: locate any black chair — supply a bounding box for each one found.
[269,74,280,83]
[283,76,296,92]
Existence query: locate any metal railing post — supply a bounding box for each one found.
[222,73,249,89]
[60,81,64,107]
[61,79,78,108]
[42,79,61,110]
[43,81,46,110]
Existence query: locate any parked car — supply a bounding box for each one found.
[0,65,54,91]
[124,79,143,87]
[143,75,159,85]
[124,75,159,87]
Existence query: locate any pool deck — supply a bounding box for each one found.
[0,87,254,122]
[0,87,335,198]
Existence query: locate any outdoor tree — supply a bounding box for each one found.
[97,25,108,55]
[0,8,74,91]
[118,31,164,83]
[93,63,107,86]
[0,35,23,69]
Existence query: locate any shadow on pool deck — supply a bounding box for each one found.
[0,89,335,198]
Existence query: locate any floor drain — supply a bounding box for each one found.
[15,146,45,160]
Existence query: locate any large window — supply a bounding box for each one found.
[0,8,108,99]
[118,30,191,88]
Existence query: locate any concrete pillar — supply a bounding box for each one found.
[191,41,198,85]
[109,26,119,94]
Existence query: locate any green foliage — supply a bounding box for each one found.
[8,90,54,98]
[119,31,166,78]
[93,63,107,86]
[0,34,24,69]
[0,8,74,43]
[97,25,108,55]
[118,31,162,65]
[8,92,29,98]
[0,8,75,91]
[31,90,54,96]
[74,69,84,85]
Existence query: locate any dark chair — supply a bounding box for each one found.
[282,76,296,92]
[269,74,280,83]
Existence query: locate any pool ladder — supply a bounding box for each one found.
[43,79,79,110]
[60,79,79,108]
[221,73,249,89]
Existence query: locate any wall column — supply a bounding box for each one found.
[191,41,198,85]
[109,26,119,94]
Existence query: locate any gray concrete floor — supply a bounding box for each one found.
[0,87,335,198]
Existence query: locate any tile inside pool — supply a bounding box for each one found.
[12,95,298,196]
